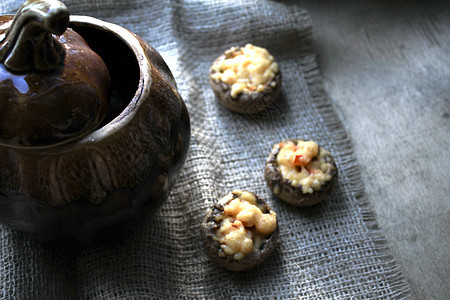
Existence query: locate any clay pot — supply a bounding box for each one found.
[0,2,190,241]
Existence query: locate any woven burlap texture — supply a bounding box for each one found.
[0,0,411,298]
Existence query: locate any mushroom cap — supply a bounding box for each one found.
[209,47,282,114]
[264,139,338,206]
[201,191,279,271]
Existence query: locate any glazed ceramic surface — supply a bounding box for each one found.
[0,2,190,241]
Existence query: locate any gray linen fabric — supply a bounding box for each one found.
[0,0,411,298]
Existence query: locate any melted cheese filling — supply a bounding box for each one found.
[276,140,334,194]
[214,190,277,261]
[210,44,279,98]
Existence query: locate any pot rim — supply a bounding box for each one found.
[69,15,151,147]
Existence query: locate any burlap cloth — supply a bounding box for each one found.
[0,0,411,298]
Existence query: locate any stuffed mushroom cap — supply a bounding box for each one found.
[265,139,338,206]
[209,44,281,114]
[201,190,279,271]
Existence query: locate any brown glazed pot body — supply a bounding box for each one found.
[0,16,190,242]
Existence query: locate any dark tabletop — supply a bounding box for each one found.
[289,1,449,299]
